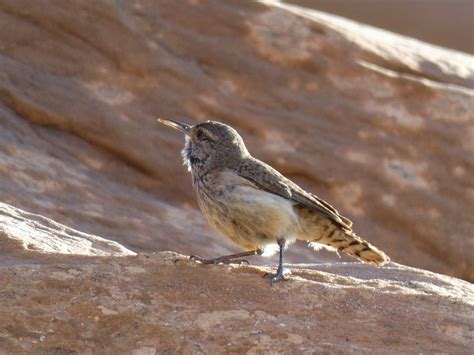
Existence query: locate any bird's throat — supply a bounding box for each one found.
[181,137,193,172]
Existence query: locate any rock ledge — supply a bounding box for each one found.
[1,250,472,353]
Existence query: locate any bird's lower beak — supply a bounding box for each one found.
[157,118,192,136]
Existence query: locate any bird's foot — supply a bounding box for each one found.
[264,267,291,284]
[189,255,250,265]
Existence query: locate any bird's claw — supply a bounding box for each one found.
[263,268,291,284]
[234,259,250,265]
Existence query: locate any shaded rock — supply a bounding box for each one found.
[0,0,472,282]
[0,251,472,353]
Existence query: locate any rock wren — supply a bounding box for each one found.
[157,118,390,283]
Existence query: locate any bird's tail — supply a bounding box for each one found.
[309,229,390,265]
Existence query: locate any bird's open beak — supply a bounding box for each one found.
[157,118,192,136]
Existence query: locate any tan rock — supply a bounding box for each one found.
[0,201,472,352]
[0,0,472,284]
[0,202,135,257]
[287,0,474,54]
[0,251,472,353]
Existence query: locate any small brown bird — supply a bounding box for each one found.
[158,118,390,283]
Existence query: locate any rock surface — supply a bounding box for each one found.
[287,0,474,54]
[0,0,473,284]
[1,1,473,352]
[0,203,135,258]
[1,250,473,353]
[1,204,473,353]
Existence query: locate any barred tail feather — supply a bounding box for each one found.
[341,232,390,265]
[309,230,390,265]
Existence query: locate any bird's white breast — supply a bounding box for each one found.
[198,170,299,250]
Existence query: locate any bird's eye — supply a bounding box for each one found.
[196,129,206,140]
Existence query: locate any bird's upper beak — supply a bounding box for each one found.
[157,118,192,136]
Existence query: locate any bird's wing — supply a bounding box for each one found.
[236,158,353,230]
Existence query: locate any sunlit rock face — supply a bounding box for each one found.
[0,203,136,257]
[0,0,473,281]
[0,250,473,353]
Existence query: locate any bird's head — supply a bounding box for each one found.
[157,118,250,173]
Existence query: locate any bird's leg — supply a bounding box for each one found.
[267,238,291,284]
[190,249,263,265]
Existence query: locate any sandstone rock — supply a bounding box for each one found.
[0,251,472,353]
[0,202,135,258]
[0,0,472,284]
[287,0,474,54]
